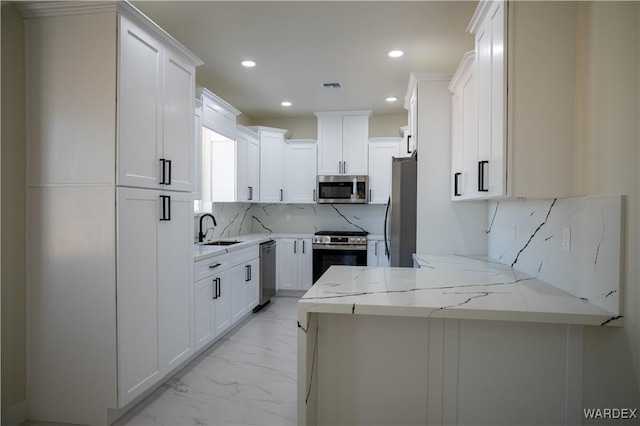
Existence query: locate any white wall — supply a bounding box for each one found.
[1,3,27,423]
[414,78,487,256]
[573,1,640,416]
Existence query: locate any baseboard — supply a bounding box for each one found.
[276,290,306,298]
[1,400,28,426]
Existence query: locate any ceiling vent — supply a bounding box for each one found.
[321,82,343,89]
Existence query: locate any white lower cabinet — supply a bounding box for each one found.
[117,188,194,407]
[367,240,389,267]
[277,238,313,290]
[194,246,259,352]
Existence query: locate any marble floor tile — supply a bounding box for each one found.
[116,297,299,426]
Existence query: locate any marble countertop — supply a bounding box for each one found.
[298,254,621,327]
[193,233,312,261]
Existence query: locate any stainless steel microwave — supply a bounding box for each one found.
[316,175,368,204]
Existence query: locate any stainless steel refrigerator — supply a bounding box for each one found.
[384,154,417,267]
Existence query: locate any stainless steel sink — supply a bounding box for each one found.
[201,240,241,246]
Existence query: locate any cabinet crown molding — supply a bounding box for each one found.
[404,72,454,109]
[247,126,291,139]
[17,1,204,67]
[314,110,373,118]
[236,125,260,138]
[448,51,476,92]
[197,87,242,116]
[467,0,497,34]
[285,139,316,144]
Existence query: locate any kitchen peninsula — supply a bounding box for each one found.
[297,254,621,426]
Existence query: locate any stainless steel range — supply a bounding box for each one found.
[312,231,368,283]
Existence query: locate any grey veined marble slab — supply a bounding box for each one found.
[486,195,623,317]
[299,258,619,327]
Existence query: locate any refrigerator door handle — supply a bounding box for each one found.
[383,196,391,259]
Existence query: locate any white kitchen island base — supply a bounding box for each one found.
[298,313,583,426]
[298,259,620,426]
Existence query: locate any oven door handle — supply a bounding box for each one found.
[312,244,368,251]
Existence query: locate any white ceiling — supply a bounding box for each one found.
[131,1,478,120]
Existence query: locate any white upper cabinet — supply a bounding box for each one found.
[250,126,290,203]
[237,126,261,202]
[316,111,371,176]
[466,0,577,198]
[285,139,317,204]
[118,15,196,193]
[406,87,418,156]
[449,51,480,200]
[197,88,241,141]
[368,138,401,204]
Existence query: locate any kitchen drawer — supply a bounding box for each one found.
[230,245,259,267]
[195,252,230,282]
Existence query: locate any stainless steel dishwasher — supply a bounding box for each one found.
[256,240,276,312]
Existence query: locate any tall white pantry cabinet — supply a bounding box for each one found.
[20,2,203,425]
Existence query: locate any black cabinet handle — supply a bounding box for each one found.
[294,240,297,254]
[208,263,222,269]
[248,186,253,201]
[159,159,166,185]
[160,195,171,220]
[245,264,250,282]
[166,160,172,185]
[313,189,316,202]
[454,173,461,197]
[302,240,306,254]
[344,161,347,173]
[280,189,283,202]
[369,189,372,202]
[407,135,412,153]
[374,241,378,256]
[216,277,221,298]
[478,161,489,192]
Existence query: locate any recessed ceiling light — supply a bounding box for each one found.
[388,50,404,58]
[281,101,292,107]
[385,96,398,102]
[241,60,256,68]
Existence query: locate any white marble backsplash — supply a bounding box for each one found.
[196,202,386,240]
[250,203,386,234]
[486,196,623,316]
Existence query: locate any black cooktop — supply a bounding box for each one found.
[314,231,369,237]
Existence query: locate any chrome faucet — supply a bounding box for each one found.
[198,213,217,243]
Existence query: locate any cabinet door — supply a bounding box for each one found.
[230,263,247,324]
[462,68,480,198]
[118,15,163,190]
[451,89,464,200]
[408,86,418,154]
[277,239,298,290]
[213,269,231,337]
[246,134,260,202]
[298,239,313,290]
[368,140,399,204]
[488,0,505,197]
[342,115,369,175]
[194,277,214,351]
[367,241,378,266]
[117,188,161,407]
[259,131,285,203]
[193,101,203,199]
[158,192,194,371]
[317,116,343,175]
[244,258,260,312]
[285,143,317,203]
[236,131,249,202]
[162,49,195,192]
